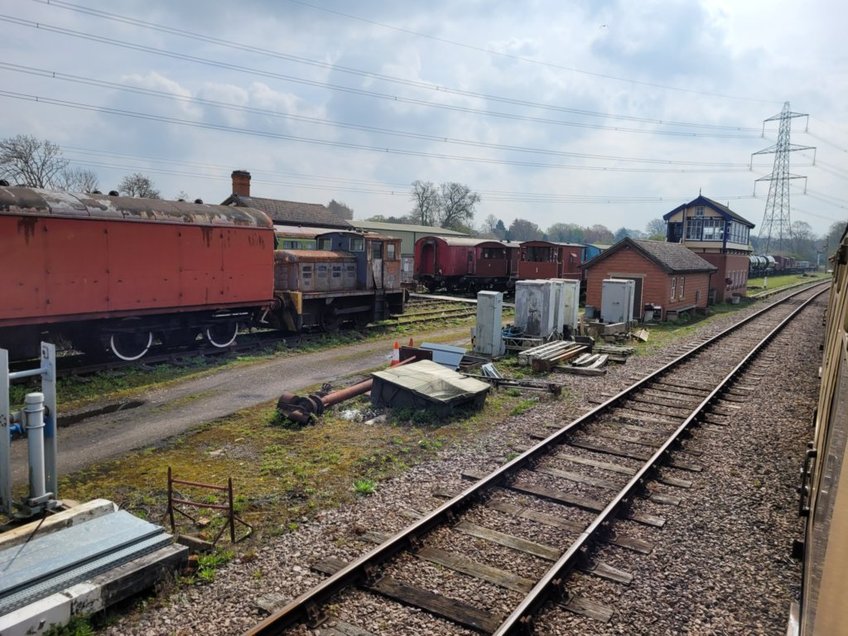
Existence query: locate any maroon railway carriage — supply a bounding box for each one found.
[413,236,515,293]
[0,187,275,361]
[517,240,584,281]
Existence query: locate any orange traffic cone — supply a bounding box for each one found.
[390,340,400,366]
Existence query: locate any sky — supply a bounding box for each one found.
[1,0,846,238]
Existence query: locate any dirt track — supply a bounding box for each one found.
[10,329,473,481]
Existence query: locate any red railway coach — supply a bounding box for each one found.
[414,236,515,292]
[0,187,274,361]
[517,240,584,281]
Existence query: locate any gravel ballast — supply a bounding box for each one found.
[105,292,824,636]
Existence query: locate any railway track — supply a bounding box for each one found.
[246,282,827,635]
[9,297,484,379]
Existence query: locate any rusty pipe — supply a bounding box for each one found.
[276,357,414,424]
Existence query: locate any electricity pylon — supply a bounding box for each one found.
[750,101,815,254]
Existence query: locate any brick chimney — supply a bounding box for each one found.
[231,170,251,197]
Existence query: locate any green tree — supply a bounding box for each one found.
[508,218,543,241]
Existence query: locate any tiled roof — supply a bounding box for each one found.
[662,195,755,228]
[583,238,717,273]
[222,194,351,228]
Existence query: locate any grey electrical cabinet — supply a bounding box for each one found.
[552,278,581,336]
[601,278,635,324]
[474,291,505,356]
[515,280,556,338]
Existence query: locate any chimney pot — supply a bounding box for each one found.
[231,170,251,197]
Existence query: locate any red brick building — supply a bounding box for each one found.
[582,238,717,321]
[663,195,755,303]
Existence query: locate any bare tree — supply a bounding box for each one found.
[409,180,441,226]
[645,218,666,240]
[438,182,480,231]
[56,167,99,193]
[584,224,615,244]
[327,199,354,220]
[118,173,160,199]
[0,135,68,188]
[480,213,500,237]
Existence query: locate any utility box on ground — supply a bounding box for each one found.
[474,291,505,357]
[601,278,635,324]
[515,280,556,338]
[552,278,580,337]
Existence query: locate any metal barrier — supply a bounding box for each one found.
[165,466,252,546]
[1,343,58,517]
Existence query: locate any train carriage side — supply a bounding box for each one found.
[0,186,274,360]
[413,236,512,292]
[517,240,585,280]
[792,227,848,636]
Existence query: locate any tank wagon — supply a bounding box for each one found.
[790,225,848,635]
[0,186,273,361]
[0,188,405,362]
[269,230,404,331]
[413,236,517,293]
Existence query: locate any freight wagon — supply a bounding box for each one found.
[0,188,405,362]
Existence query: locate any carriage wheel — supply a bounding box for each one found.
[320,307,340,332]
[205,321,239,348]
[109,329,154,361]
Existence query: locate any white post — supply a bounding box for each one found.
[25,392,47,502]
[0,349,10,515]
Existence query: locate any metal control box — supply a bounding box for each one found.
[515,280,556,338]
[474,291,505,356]
[552,278,581,336]
[601,278,635,324]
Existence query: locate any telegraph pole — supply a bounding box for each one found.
[751,102,815,254]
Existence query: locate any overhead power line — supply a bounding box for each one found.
[0,63,774,168]
[3,12,759,140]
[33,0,766,130]
[284,0,780,105]
[0,89,768,174]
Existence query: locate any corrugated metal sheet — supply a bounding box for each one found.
[0,510,174,614]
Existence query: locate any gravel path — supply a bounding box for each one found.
[104,291,824,635]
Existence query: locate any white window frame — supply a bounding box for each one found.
[670,276,677,301]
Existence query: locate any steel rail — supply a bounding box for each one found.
[246,282,828,636]
[494,285,828,634]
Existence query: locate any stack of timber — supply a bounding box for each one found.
[593,343,635,364]
[519,341,588,372]
[559,352,610,376]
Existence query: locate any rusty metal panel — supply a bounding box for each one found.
[0,202,274,327]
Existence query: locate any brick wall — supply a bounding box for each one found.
[585,245,712,319]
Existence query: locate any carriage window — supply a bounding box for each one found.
[386,243,396,260]
[318,238,332,250]
[349,237,364,252]
[332,265,342,278]
[482,248,506,259]
[301,264,312,279]
[371,242,383,259]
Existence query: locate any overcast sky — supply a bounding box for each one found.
[1,0,846,237]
